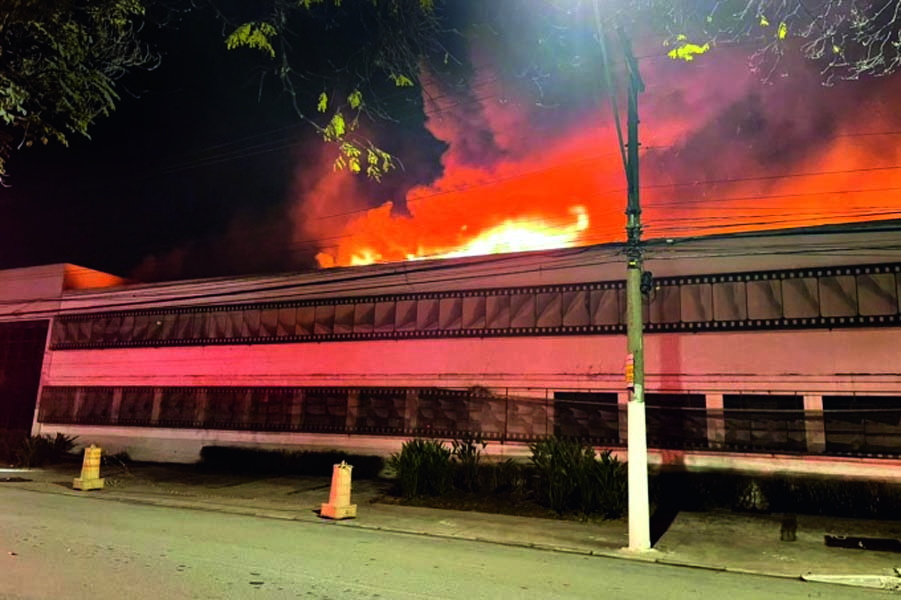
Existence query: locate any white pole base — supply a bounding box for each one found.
[627,397,651,551]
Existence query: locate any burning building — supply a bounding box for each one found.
[2,220,901,478]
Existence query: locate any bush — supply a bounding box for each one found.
[51,432,78,456]
[767,476,901,518]
[529,437,627,517]
[199,446,385,479]
[496,458,528,496]
[451,434,487,492]
[650,471,901,520]
[473,458,528,496]
[102,451,133,467]
[388,439,453,499]
[530,437,586,513]
[579,450,627,518]
[9,433,78,468]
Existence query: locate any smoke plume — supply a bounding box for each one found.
[295,42,901,268]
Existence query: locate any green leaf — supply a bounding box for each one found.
[348,90,362,109]
[389,73,414,87]
[317,92,328,113]
[331,113,346,138]
[341,142,361,158]
[323,112,347,141]
[667,40,712,62]
[225,22,278,58]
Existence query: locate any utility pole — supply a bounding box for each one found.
[620,29,651,552]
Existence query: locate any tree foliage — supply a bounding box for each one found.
[601,0,901,83]
[484,0,901,117]
[5,0,900,183]
[0,0,155,181]
[703,0,901,83]
[221,0,448,179]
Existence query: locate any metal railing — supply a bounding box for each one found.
[35,385,901,458]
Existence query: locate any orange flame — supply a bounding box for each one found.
[315,205,592,267]
[413,205,589,262]
[301,51,901,270]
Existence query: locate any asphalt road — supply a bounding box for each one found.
[0,487,892,599]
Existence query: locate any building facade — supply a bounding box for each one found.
[4,222,901,477]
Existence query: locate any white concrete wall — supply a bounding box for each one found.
[36,423,901,481]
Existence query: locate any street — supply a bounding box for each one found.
[0,487,891,599]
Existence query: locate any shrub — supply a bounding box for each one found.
[496,458,528,496]
[462,458,532,498]
[767,476,901,519]
[387,438,453,499]
[102,451,133,467]
[451,434,487,492]
[649,471,901,520]
[51,433,78,457]
[11,433,78,468]
[530,438,627,517]
[529,437,586,513]
[579,450,627,518]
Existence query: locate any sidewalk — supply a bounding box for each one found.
[4,463,901,589]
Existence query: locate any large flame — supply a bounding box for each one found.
[414,205,589,262]
[298,48,901,270]
[315,205,592,267]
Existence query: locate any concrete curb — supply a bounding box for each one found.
[0,481,867,587]
[801,574,901,590]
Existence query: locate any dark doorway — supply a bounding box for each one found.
[0,320,49,433]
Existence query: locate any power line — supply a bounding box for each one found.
[115,198,901,274]
[3,220,901,315]
[301,157,901,224]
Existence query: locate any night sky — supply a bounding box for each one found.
[0,4,445,280]
[2,2,900,282]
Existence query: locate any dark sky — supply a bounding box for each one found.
[0,4,445,280]
[2,2,901,281]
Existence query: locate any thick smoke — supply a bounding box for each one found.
[131,204,302,282]
[132,6,901,281]
[297,40,901,267]
[638,47,901,238]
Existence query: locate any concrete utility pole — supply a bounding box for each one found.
[619,29,651,552]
